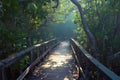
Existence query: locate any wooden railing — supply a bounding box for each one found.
[0,39,59,80]
[70,38,120,80]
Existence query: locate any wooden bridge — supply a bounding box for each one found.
[0,39,120,80]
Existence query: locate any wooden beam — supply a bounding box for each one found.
[71,38,120,80]
[17,42,59,80]
[0,39,56,68]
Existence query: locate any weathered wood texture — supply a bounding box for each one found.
[17,42,59,80]
[27,41,78,80]
[71,45,85,80]
[0,39,58,80]
[70,38,120,80]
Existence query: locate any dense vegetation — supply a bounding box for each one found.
[0,0,120,78]
[0,0,55,59]
[0,1,60,79]
[72,0,120,75]
[73,0,120,57]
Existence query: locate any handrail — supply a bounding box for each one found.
[0,38,58,80]
[17,40,59,80]
[0,39,56,68]
[70,38,120,80]
[71,45,85,80]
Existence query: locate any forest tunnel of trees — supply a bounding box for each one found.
[0,0,120,79]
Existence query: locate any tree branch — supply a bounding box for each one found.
[71,0,98,57]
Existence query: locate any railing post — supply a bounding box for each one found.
[85,60,90,80]
[43,45,45,53]
[40,45,44,62]
[30,51,33,64]
[43,44,47,54]
[28,51,33,76]
[0,68,3,80]
[39,47,42,57]
[38,47,41,56]
[37,47,40,58]
[0,69,1,80]
[43,44,47,58]
[41,45,43,54]
[1,68,6,80]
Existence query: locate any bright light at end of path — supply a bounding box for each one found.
[64,78,69,80]
[60,42,69,47]
[64,76,69,80]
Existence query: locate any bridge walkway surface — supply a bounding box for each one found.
[27,41,78,80]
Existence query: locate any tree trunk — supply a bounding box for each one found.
[71,0,98,57]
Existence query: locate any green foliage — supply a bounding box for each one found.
[11,55,29,70]
[73,0,120,61]
[0,0,54,56]
[52,0,75,23]
[76,27,87,47]
[0,0,57,72]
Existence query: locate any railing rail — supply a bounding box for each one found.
[70,38,120,80]
[0,38,59,80]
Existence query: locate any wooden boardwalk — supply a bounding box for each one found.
[27,41,78,80]
[1,39,120,80]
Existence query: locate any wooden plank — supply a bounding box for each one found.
[71,39,120,80]
[70,45,85,79]
[0,46,35,68]
[16,42,59,80]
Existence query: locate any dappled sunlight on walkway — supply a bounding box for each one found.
[41,51,72,69]
[41,41,73,70]
[28,41,78,80]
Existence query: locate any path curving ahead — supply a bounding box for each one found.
[28,41,78,80]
